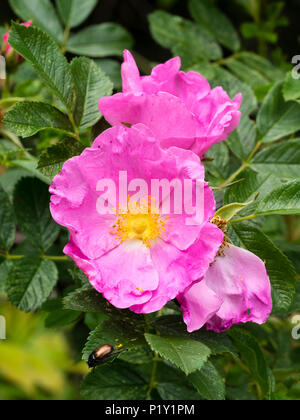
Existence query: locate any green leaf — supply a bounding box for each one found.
[227,117,257,161]
[144,333,210,375]
[257,82,300,143]
[155,362,202,400]
[43,298,81,328]
[215,196,258,221]
[188,0,240,51]
[230,222,296,312]
[67,24,133,58]
[289,279,300,314]
[283,71,300,101]
[205,142,230,180]
[225,52,283,89]
[71,57,113,129]
[63,285,141,322]
[14,177,60,252]
[9,23,74,111]
[252,139,300,180]
[4,102,74,138]
[8,0,64,43]
[37,138,84,179]
[210,67,257,118]
[188,361,226,401]
[229,328,270,398]
[82,320,145,362]
[0,261,13,294]
[155,315,237,357]
[6,256,58,312]
[255,181,300,216]
[81,361,147,400]
[0,185,16,251]
[224,168,282,208]
[56,0,98,28]
[95,59,122,90]
[11,159,51,185]
[149,11,222,66]
[119,347,153,365]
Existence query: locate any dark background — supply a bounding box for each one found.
[1,0,300,62]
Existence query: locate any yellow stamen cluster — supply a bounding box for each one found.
[111,196,168,248]
[211,216,230,257]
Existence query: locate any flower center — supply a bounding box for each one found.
[211,216,230,257]
[111,197,168,247]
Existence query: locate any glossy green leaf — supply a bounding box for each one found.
[37,138,84,179]
[188,0,240,51]
[6,256,58,312]
[215,195,258,221]
[56,0,98,28]
[224,168,282,207]
[149,11,222,66]
[63,285,141,323]
[0,185,16,251]
[82,320,145,362]
[4,102,73,138]
[155,315,237,358]
[81,361,147,400]
[94,59,122,90]
[257,82,300,143]
[283,71,300,101]
[14,177,60,252]
[189,361,225,400]
[71,57,113,129]
[9,23,74,111]
[145,333,211,375]
[0,261,13,294]
[229,328,270,398]
[67,24,133,58]
[252,139,300,180]
[255,181,300,216]
[8,0,63,43]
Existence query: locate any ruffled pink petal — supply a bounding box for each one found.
[191,89,242,155]
[132,222,223,314]
[179,244,272,333]
[121,50,142,93]
[177,280,223,333]
[99,92,200,150]
[205,245,272,332]
[51,124,218,312]
[101,51,242,156]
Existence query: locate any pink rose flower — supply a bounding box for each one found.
[2,21,32,60]
[178,243,272,332]
[99,50,242,156]
[50,124,223,313]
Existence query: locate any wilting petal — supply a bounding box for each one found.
[179,244,272,332]
[177,280,223,333]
